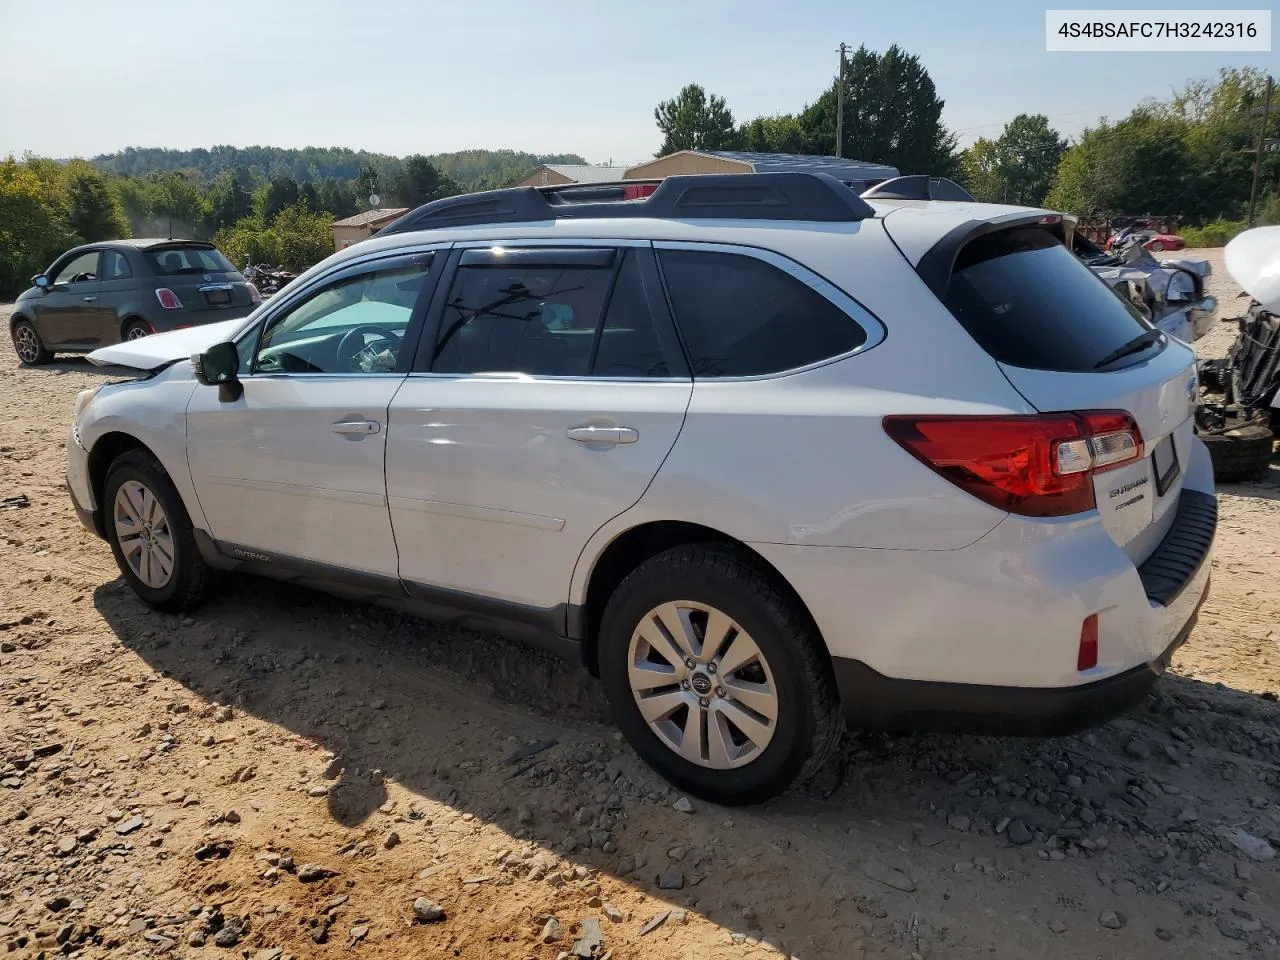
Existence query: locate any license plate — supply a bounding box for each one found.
[1152,434,1180,496]
[205,289,231,306]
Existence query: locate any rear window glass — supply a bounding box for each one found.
[944,227,1152,372]
[146,246,235,275]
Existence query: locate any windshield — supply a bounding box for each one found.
[944,227,1153,373]
[146,246,236,276]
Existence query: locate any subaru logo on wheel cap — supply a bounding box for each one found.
[690,674,712,695]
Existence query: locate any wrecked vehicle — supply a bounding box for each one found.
[1072,232,1217,343]
[1195,225,1280,481]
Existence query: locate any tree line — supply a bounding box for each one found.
[655,60,1279,242]
[0,150,587,298]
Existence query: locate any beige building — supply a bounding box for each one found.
[515,164,632,187]
[331,208,409,251]
[625,151,899,189]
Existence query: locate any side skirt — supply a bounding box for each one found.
[192,530,583,663]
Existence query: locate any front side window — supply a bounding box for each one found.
[254,258,431,374]
[432,249,649,377]
[52,251,100,285]
[657,248,868,377]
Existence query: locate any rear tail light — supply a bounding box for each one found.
[155,288,183,310]
[1077,614,1099,671]
[882,411,1143,517]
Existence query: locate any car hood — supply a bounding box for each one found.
[1225,226,1280,312]
[87,316,250,370]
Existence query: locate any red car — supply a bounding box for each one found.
[1106,230,1186,253]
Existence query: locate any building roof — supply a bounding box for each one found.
[705,152,900,181]
[543,164,634,183]
[332,208,409,228]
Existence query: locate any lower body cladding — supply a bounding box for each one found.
[752,454,1216,737]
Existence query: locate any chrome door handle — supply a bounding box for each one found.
[332,419,381,435]
[567,425,638,445]
[82,296,97,302]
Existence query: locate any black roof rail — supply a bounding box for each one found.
[861,176,976,203]
[376,172,875,236]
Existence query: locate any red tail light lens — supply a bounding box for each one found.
[155,288,183,310]
[1078,614,1099,671]
[882,411,1143,517]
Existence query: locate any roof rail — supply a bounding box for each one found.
[861,176,975,203]
[377,172,875,236]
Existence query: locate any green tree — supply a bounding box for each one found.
[257,176,300,223]
[960,137,1003,203]
[63,160,129,242]
[205,170,254,230]
[390,155,459,207]
[800,45,959,175]
[0,157,77,297]
[268,204,334,270]
[356,164,380,205]
[991,114,1066,207]
[653,84,738,155]
[736,114,806,154]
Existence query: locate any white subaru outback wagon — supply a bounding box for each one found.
[66,173,1215,805]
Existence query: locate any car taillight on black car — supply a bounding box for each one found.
[155,288,183,310]
[883,411,1143,517]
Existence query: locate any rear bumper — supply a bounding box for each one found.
[830,577,1206,735]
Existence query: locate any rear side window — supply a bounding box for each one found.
[431,249,669,378]
[103,251,133,280]
[944,228,1151,372]
[657,249,867,377]
[146,245,235,275]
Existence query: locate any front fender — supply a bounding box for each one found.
[78,372,207,532]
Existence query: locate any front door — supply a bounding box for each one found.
[37,250,101,347]
[186,251,440,579]
[385,243,692,623]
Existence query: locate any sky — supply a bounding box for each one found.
[0,0,1273,165]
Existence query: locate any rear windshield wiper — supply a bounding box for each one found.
[1093,328,1164,370]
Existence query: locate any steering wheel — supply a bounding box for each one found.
[336,325,402,374]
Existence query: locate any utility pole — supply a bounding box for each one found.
[835,43,847,158]
[1247,74,1274,228]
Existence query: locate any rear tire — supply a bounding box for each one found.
[103,450,212,612]
[1148,240,1165,252]
[11,319,53,365]
[1201,418,1274,482]
[598,543,842,805]
[121,319,153,342]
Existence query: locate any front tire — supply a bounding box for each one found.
[12,319,53,365]
[1148,240,1165,252]
[598,543,842,805]
[103,450,211,612]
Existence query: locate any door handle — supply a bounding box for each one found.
[567,424,639,445]
[332,419,381,435]
[82,296,97,302]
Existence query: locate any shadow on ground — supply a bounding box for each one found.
[91,571,1280,957]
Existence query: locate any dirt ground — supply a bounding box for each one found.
[2,249,1279,960]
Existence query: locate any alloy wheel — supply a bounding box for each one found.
[125,324,152,340]
[113,480,175,589]
[627,601,779,769]
[14,325,40,363]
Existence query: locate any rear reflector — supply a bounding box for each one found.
[1078,614,1099,671]
[882,411,1143,517]
[155,288,183,310]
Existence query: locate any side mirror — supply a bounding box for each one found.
[192,342,243,402]
[32,274,50,289]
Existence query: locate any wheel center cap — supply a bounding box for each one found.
[690,673,712,696]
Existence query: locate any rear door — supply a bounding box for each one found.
[385,242,691,622]
[939,225,1198,562]
[145,244,256,318]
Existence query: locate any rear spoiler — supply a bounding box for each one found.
[861,176,975,202]
[915,213,1078,299]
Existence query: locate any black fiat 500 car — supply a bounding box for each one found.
[10,239,260,365]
